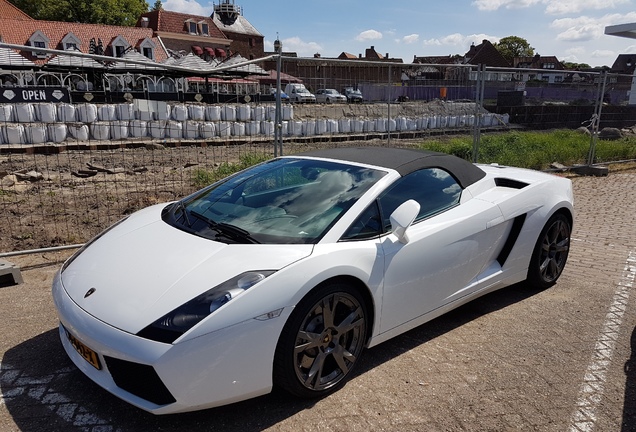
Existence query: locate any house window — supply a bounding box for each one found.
[115,45,126,57]
[138,38,156,61]
[29,30,50,58]
[143,47,152,58]
[62,32,81,51]
[111,35,130,58]
[199,22,209,36]
[187,21,197,34]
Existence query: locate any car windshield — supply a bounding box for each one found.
[164,158,387,244]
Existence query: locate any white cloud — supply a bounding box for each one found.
[402,34,420,44]
[473,0,630,14]
[355,30,383,42]
[472,0,541,11]
[551,12,636,42]
[264,37,323,57]
[423,33,499,49]
[162,0,211,15]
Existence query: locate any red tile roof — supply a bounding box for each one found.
[139,10,226,40]
[0,17,168,65]
[0,0,32,20]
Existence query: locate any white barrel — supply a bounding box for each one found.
[439,116,449,128]
[302,120,315,136]
[327,119,338,134]
[266,106,276,121]
[231,122,245,137]
[183,120,200,139]
[429,116,438,129]
[315,119,327,135]
[116,103,135,121]
[218,122,231,137]
[129,120,147,138]
[237,105,251,121]
[261,120,274,136]
[395,117,407,131]
[97,104,116,121]
[200,122,216,139]
[407,119,418,131]
[363,119,375,132]
[35,103,57,122]
[166,120,183,138]
[77,103,98,123]
[388,119,397,132]
[252,106,266,121]
[47,124,67,143]
[351,119,364,133]
[137,109,153,121]
[290,120,303,136]
[188,105,205,121]
[338,118,350,133]
[110,121,129,140]
[222,105,236,121]
[502,113,510,125]
[149,120,166,139]
[448,116,458,128]
[15,103,35,123]
[3,124,25,144]
[0,104,13,122]
[417,117,429,130]
[458,115,467,127]
[67,123,89,141]
[282,105,293,121]
[246,120,260,136]
[156,103,171,120]
[57,103,76,122]
[280,121,289,136]
[467,115,475,127]
[171,104,188,121]
[91,122,110,140]
[24,124,47,143]
[481,114,493,127]
[205,105,221,121]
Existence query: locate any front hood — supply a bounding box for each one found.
[61,204,313,333]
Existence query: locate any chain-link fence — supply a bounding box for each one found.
[0,46,632,253]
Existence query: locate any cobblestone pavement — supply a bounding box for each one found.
[0,169,635,432]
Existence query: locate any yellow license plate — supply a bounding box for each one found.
[64,327,102,370]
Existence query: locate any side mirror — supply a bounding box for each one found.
[390,199,420,244]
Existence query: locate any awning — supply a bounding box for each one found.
[192,45,203,55]
[204,47,215,57]
[215,48,226,57]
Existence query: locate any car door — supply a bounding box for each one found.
[374,168,507,333]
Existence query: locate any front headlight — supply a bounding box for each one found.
[136,270,275,343]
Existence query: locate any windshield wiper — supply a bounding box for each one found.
[173,201,192,227]
[190,210,260,244]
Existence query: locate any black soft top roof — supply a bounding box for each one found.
[296,147,486,189]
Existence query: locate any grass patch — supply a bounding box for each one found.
[419,129,636,169]
[192,153,270,188]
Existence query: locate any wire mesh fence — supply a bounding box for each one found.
[0,47,633,253]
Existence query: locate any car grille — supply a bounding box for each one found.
[104,356,176,406]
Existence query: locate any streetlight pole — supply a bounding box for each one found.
[274,37,283,157]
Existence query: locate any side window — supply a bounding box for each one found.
[341,201,382,241]
[378,168,461,230]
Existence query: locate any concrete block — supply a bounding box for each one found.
[0,259,23,286]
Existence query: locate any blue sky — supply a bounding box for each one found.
[163,0,636,68]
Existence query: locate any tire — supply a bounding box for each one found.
[273,282,368,398]
[527,213,571,289]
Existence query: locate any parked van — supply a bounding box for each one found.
[284,83,316,103]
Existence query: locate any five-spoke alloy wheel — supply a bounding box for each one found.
[274,282,368,398]
[528,213,571,289]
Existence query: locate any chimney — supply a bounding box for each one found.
[314,53,321,58]
[386,53,389,59]
[141,17,149,28]
[370,45,374,50]
[359,53,362,58]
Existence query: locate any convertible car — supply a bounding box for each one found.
[52,147,573,414]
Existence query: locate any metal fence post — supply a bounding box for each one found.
[587,71,608,166]
[472,64,485,163]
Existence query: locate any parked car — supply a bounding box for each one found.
[343,87,364,103]
[315,88,347,104]
[269,87,290,102]
[284,83,316,103]
[53,147,573,414]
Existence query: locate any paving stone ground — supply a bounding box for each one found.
[0,168,635,432]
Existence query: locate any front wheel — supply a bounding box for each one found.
[527,213,571,289]
[273,283,368,398]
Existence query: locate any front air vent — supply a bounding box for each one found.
[495,178,529,189]
[104,356,176,405]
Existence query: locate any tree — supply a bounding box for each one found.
[563,62,591,70]
[494,36,534,64]
[9,0,149,26]
[151,0,162,11]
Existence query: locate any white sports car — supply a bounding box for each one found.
[52,147,573,414]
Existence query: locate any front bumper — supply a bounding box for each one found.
[52,270,291,414]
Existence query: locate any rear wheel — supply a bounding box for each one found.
[274,283,368,398]
[527,213,571,289]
